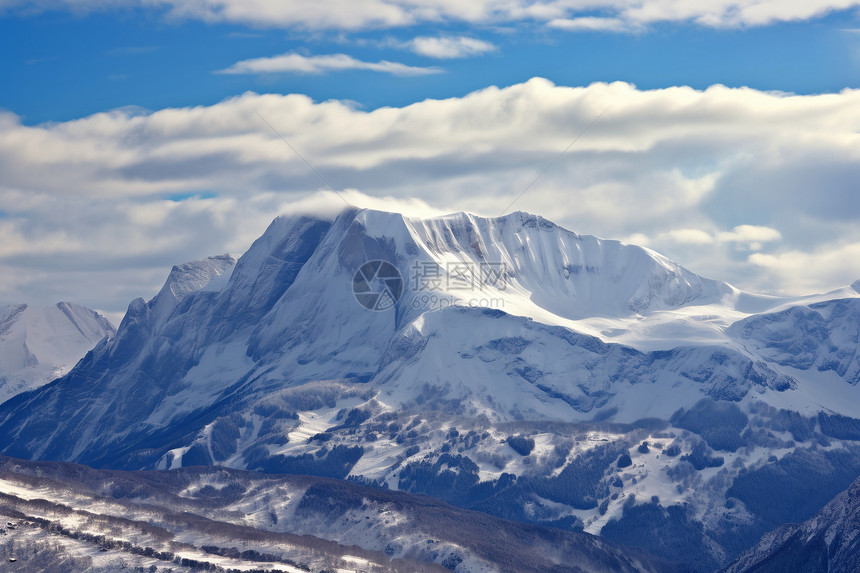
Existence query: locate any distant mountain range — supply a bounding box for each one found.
[0,302,115,403]
[1,208,859,571]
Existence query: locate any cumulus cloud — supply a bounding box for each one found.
[3,0,860,30]
[406,36,497,58]
[2,78,860,313]
[216,52,441,76]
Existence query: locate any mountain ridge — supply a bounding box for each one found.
[2,207,860,571]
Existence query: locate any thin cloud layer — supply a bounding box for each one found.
[3,0,859,30]
[216,52,442,75]
[2,78,860,313]
[407,36,498,58]
[547,17,633,32]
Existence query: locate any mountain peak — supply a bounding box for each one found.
[163,254,239,301]
[0,302,116,403]
[0,208,796,467]
[150,253,239,321]
[4,207,860,573]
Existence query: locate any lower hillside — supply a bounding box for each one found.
[724,472,860,573]
[0,456,663,573]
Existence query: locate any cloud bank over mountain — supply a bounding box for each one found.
[2,79,859,313]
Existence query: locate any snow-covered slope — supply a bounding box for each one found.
[0,455,661,573]
[0,211,749,458]
[1,208,860,571]
[0,206,855,462]
[0,302,115,404]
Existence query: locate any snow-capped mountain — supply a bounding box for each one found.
[0,302,115,404]
[1,208,859,571]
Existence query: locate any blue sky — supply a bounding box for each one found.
[2,1,860,319]
[3,7,859,123]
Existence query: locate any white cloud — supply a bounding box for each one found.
[277,189,447,219]
[216,52,442,76]
[625,233,651,246]
[717,225,782,244]
[658,225,782,248]
[3,78,860,312]
[547,17,632,32]
[4,0,860,30]
[659,228,715,245]
[406,36,497,58]
[749,242,860,295]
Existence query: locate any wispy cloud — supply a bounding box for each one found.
[547,17,632,33]
[227,31,264,39]
[24,56,57,65]
[658,225,783,251]
[106,45,159,56]
[216,52,442,76]
[406,36,497,58]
